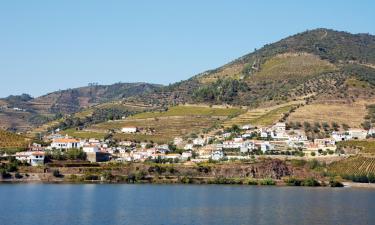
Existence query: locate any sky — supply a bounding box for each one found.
[0,0,374,97]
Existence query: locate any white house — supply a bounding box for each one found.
[222,140,243,149]
[348,129,368,140]
[181,151,193,160]
[121,127,138,133]
[273,122,286,132]
[240,141,255,153]
[193,138,205,146]
[173,137,183,145]
[51,138,81,150]
[260,141,274,152]
[241,124,254,130]
[368,129,375,136]
[332,132,351,142]
[211,150,224,161]
[242,133,252,139]
[83,144,99,153]
[15,151,45,166]
[165,154,181,160]
[184,144,194,150]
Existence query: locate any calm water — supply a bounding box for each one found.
[0,184,374,225]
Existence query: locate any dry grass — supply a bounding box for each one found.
[252,53,336,81]
[287,102,368,128]
[198,63,245,84]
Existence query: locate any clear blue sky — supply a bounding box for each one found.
[0,0,374,97]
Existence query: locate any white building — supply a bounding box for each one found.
[332,132,351,142]
[211,150,224,161]
[121,127,138,133]
[83,144,99,153]
[193,138,205,146]
[173,137,183,145]
[273,122,286,132]
[184,144,194,150]
[240,141,255,153]
[181,151,193,160]
[15,151,45,166]
[241,124,254,130]
[51,138,81,150]
[260,141,274,152]
[348,129,368,140]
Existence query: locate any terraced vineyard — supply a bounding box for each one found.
[130,105,244,119]
[329,140,375,176]
[329,156,375,176]
[224,102,301,127]
[0,130,30,150]
[66,105,242,143]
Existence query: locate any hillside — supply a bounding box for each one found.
[0,83,162,132]
[63,105,244,143]
[134,28,375,108]
[0,130,31,150]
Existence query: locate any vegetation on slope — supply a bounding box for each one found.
[0,130,30,150]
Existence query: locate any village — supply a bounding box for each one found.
[11,121,374,167]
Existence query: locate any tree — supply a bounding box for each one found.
[362,121,371,130]
[52,169,62,178]
[66,149,86,160]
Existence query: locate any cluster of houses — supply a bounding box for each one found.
[11,122,374,166]
[178,122,372,161]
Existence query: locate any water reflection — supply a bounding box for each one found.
[0,184,374,225]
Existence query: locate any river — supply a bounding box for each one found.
[0,184,374,225]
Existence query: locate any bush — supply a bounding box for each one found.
[302,178,320,186]
[84,174,99,181]
[329,179,344,187]
[52,169,62,178]
[285,177,302,186]
[15,172,23,179]
[180,176,192,184]
[0,169,12,179]
[259,178,276,185]
[244,179,258,185]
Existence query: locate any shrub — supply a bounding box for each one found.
[302,178,320,186]
[329,180,344,187]
[260,178,276,185]
[244,179,258,185]
[285,177,302,186]
[52,169,62,178]
[180,176,192,184]
[15,172,23,179]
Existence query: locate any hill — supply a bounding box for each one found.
[134,28,375,107]
[0,83,162,132]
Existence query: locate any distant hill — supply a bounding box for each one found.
[0,82,162,132]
